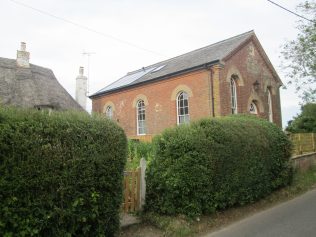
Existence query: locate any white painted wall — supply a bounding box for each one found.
[75,67,87,110]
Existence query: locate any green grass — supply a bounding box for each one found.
[141,213,194,237]
[286,166,316,195]
[139,166,316,237]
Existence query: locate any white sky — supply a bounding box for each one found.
[1,0,305,127]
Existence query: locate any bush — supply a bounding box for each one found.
[145,115,292,217]
[0,107,127,236]
[286,103,316,133]
[127,140,154,169]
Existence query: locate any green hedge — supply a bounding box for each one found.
[0,107,127,236]
[145,115,292,217]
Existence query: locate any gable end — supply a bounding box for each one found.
[223,35,282,86]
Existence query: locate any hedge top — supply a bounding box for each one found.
[145,115,292,217]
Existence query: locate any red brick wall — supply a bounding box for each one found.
[92,40,282,137]
[92,70,213,137]
[219,40,282,126]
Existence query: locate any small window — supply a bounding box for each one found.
[177,91,190,124]
[249,102,258,115]
[230,78,238,114]
[137,100,146,135]
[267,89,273,122]
[105,106,113,119]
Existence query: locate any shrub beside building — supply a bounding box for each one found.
[145,115,292,217]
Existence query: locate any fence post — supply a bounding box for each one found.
[299,134,302,155]
[124,173,129,213]
[312,133,315,152]
[139,158,147,210]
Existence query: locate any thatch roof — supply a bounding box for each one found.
[0,57,83,111]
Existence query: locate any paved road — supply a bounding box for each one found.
[204,189,316,237]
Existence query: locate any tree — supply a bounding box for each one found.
[286,103,316,132]
[281,1,316,103]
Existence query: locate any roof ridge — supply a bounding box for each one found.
[127,30,254,75]
[0,56,54,73]
[0,56,15,61]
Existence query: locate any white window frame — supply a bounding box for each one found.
[249,102,258,115]
[177,91,190,125]
[137,100,146,135]
[105,105,113,119]
[268,89,273,122]
[230,78,238,114]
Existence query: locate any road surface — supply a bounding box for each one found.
[204,189,316,237]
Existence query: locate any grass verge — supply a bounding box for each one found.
[121,166,316,237]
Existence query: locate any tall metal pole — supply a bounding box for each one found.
[82,51,95,96]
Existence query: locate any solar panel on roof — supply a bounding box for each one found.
[91,31,256,97]
[97,67,156,93]
[151,65,165,72]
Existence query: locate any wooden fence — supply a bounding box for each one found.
[122,158,146,213]
[290,133,316,155]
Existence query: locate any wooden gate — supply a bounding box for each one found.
[123,167,141,213]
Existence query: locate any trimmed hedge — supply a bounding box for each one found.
[0,107,127,236]
[145,115,292,217]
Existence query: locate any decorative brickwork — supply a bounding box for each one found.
[219,40,282,126]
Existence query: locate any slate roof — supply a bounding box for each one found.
[91,30,257,98]
[0,57,83,111]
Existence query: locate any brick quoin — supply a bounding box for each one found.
[91,34,282,137]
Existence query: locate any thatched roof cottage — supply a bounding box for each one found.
[0,42,83,111]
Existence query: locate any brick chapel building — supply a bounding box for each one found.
[90,31,283,139]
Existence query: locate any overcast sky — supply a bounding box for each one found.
[1,0,305,126]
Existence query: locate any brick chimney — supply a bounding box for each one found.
[16,42,30,68]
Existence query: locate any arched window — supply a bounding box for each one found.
[249,101,258,115]
[267,89,273,122]
[230,78,238,114]
[105,106,113,119]
[177,91,190,124]
[137,100,146,135]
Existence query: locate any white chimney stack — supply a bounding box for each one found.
[16,42,30,68]
[75,66,88,110]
